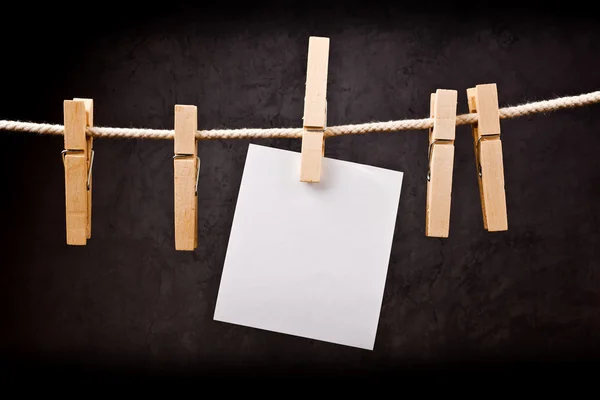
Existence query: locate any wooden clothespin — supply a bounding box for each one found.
[63,98,94,245]
[426,89,457,238]
[467,83,508,232]
[300,36,330,182]
[174,105,200,251]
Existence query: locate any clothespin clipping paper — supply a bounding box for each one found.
[300,36,329,183]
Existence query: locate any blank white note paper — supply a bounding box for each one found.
[214,144,403,350]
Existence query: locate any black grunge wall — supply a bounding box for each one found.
[1,1,599,376]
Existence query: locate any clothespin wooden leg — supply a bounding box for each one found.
[300,36,329,183]
[63,99,92,245]
[174,105,199,251]
[74,98,94,239]
[426,89,457,238]
[467,83,508,232]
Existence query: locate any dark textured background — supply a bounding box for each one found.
[1,1,599,376]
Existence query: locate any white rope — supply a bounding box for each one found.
[1,90,598,140]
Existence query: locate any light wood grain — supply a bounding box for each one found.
[426,89,457,238]
[64,100,86,150]
[175,104,197,156]
[431,89,457,141]
[300,36,329,183]
[174,105,199,251]
[174,158,199,250]
[473,84,501,136]
[426,145,454,237]
[75,98,94,239]
[303,37,329,130]
[63,100,88,245]
[479,139,508,231]
[467,87,486,226]
[467,84,508,232]
[300,131,325,182]
[74,98,94,127]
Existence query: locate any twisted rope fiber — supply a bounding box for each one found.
[1,90,598,140]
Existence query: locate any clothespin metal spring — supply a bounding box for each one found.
[173,153,200,195]
[61,148,95,191]
[427,139,454,182]
[475,134,500,178]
